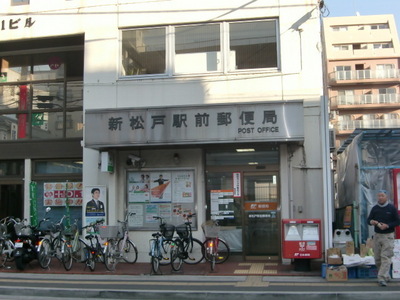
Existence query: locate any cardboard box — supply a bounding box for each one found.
[327,248,342,265]
[326,265,348,281]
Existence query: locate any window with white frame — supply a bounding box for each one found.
[373,43,392,49]
[121,19,278,77]
[11,0,29,5]
[371,24,389,30]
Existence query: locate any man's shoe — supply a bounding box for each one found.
[378,281,387,287]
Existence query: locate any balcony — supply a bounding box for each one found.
[331,94,400,109]
[329,69,400,85]
[337,118,400,131]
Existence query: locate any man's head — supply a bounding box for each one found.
[377,190,388,205]
[91,188,100,199]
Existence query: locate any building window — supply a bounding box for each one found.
[371,24,389,30]
[335,65,351,80]
[333,44,349,51]
[0,37,84,141]
[121,19,278,77]
[11,0,29,5]
[332,26,348,32]
[373,43,392,49]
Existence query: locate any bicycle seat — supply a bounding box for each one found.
[152,232,161,238]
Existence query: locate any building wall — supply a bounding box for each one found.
[1,0,327,260]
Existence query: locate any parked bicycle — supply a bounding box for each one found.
[80,219,105,271]
[201,219,230,271]
[102,211,138,271]
[0,216,17,267]
[149,216,175,274]
[63,218,84,266]
[170,213,204,271]
[38,215,73,271]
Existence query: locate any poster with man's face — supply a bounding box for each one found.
[84,186,107,228]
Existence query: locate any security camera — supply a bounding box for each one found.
[128,154,141,162]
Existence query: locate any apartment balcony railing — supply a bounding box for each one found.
[331,94,400,107]
[329,69,400,84]
[337,119,400,131]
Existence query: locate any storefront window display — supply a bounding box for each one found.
[127,169,196,230]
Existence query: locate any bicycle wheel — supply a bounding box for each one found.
[3,239,14,264]
[150,240,160,274]
[170,240,183,271]
[53,238,63,261]
[38,238,52,269]
[104,240,118,271]
[74,238,86,263]
[62,240,73,271]
[183,238,204,264]
[83,246,95,271]
[160,239,172,265]
[214,238,230,264]
[0,240,8,267]
[117,238,138,264]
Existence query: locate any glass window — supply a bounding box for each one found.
[175,24,221,73]
[32,53,65,81]
[34,160,83,175]
[65,111,83,138]
[1,56,30,82]
[229,20,277,70]
[121,27,166,76]
[0,160,23,176]
[32,83,64,110]
[65,81,83,108]
[0,85,29,110]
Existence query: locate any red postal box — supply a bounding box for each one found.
[282,219,322,259]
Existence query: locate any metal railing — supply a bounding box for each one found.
[337,119,400,130]
[332,94,400,106]
[329,69,400,82]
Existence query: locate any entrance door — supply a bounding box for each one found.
[243,172,280,256]
[0,184,23,220]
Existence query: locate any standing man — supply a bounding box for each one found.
[367,190,400,287]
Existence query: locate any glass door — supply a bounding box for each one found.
[243,172,280,256]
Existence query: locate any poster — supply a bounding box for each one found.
[210,190,235,220]
[127,172,151,203]
[150,172,172,202]
[172,171,194,203]
[84,186,107,227]
[43,182,83,206]
[127,169,196,230]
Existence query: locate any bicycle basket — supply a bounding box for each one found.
[160,224,175,239]
[99,225,120,239]
[14,223,32,236]
[176,224,189,239]
[201,222,220,238]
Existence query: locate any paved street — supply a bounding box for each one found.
[0,258,399,299]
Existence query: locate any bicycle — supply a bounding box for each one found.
[102,211,138,271]
[80,219,105,271]
[149,216,175,274]
[170,213,204,272]
[201,219,230,271]
[0,216,17,267]
[38,215,73,271]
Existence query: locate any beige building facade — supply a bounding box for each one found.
[323,15,400,148]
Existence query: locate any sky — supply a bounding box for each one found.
[323,0,400,34]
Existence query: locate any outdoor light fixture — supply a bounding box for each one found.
[236,148,255,152]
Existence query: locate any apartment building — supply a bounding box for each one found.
[0,0,329,262]
[323,15,400,148]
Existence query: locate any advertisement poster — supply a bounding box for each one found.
[172,171,194,203]
[84,186,107,226]
[210,189,235,220]
[150,172,172,202]
[43,182,83,207]
[127,172,151,203]
[127,169,196,230]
